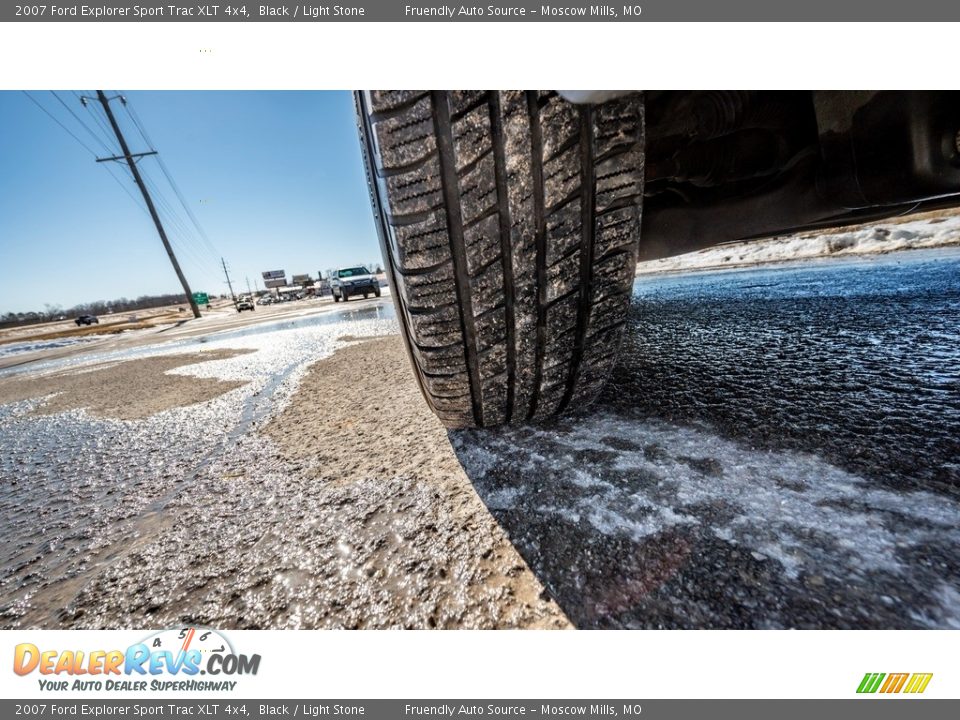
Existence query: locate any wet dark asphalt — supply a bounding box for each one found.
[452,249,960,628]
[616,250,960,497]
[2,250,959,629]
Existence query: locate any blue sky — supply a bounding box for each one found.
[0,91,381,314]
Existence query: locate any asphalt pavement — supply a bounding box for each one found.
[1,250,958,629]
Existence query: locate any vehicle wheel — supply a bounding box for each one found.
[342,291,350,302]
[334,292,340,303]
[363,292,369,299]
[357,91,645,428]
[375,286,382,297]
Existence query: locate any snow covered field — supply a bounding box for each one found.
[636,209,960,275]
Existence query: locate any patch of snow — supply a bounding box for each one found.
[636,213,960,275]
[455,412,960,586]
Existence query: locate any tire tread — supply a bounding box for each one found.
[358,90,644,428]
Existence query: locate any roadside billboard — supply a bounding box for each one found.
[262,270,285,280]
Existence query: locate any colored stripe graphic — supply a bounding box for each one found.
[857,673,885,693]
[903,673,933,694]
[857,672,933,694]
[880,673,909,693]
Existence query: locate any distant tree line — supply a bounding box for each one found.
[0,292,196,328]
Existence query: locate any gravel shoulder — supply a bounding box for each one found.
[258,336,570,628]
[0,331,570,629]
[2,256,956,629]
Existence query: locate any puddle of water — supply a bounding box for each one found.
[0,301,397,380]
[0,336,101,360]
[194,302,396,345]
[0,315,399,627]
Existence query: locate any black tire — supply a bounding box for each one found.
[374,286,382,297]
[334,292,341,303]
[342,291,350,302]
[357,91,645,429]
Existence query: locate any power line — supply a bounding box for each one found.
[131,163,223,286]
[150,203,215,269]
[138,165,221,271]
[221,257,237,305]
[93,90,201,319]
[22,91,157,221]
[102,162,151,216]
[123,99,156,148]
[116,115,221,271]
[144,203,220,276]
[123,99,222,263]
[26,89,220,309]
[79,91,123,154]
[163,229,221,282]
[23,90,216,293]
[139,168,198,240]
[165,231,220,280]
[156,154,223,261]
[51,91,113,155]
[21,91,98,157]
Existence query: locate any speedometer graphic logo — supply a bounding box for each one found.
[139,627,256,677]
[142,627,236,661]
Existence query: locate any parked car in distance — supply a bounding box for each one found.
[257,296,273,306]
[236,296,255,312]
[331,266,381,302]
[75,315,99,326]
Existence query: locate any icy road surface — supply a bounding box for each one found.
[0,298,566,629]
[1,248,959,628]
[453,248,960,628]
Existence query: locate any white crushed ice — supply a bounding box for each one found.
[453,412,960,586]
[636,213,960,275]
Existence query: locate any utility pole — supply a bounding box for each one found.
[246,276,253,297]
[221,257,237,306]
[91,90,201,319]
